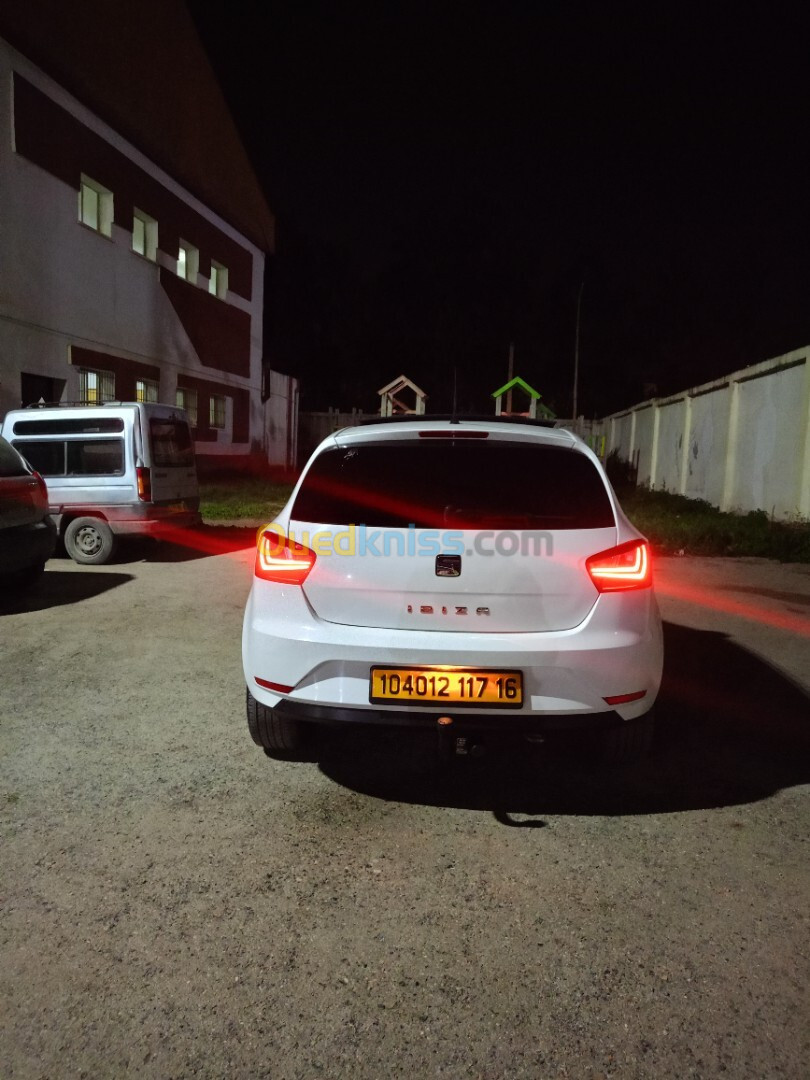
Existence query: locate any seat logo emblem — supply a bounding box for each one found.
[435,554,462,577]
[406,604,490,616]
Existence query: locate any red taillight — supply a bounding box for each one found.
[136,466,151,501]
[255,530,316,584]
[32,470,49,507]
[586,539,651,592]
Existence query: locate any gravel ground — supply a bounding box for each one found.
[1,536,809,1078]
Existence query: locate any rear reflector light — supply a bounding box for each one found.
[255,530,316,584]
[418,430,489,438]
[255,677,294,694]
[32,470,49,505]
[604,690,647,705]
[586,539,651,591]
[136,466,151,501]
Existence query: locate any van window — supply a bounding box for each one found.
[12,418,124,435]
[14,439,124,476]
[292,441,615,529]
[67,440,124,475]
[149,419,195,468]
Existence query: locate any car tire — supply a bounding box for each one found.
[246,687,308,756]
[601,709,655,762]
[10,561,46,589]
[64,517,117,565]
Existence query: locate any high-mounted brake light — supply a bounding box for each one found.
[255,530,316,584]
[418,430,489,439]
[586,539,651,592]
[136,466,151,501]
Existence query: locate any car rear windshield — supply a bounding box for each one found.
[0,437,28,478]
[292,440,615,529]
[149,419,195,468]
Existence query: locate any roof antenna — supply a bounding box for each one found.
[451,366,459,423]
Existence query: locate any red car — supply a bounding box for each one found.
[0,434,56,592]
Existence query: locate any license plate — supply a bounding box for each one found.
[369,666,523,708]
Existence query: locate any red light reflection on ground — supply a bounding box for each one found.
[656,577,810,638]
[153,524,254,558]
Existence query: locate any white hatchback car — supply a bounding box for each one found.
[242,417,663,761]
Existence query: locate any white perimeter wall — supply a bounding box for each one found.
[598,346,810,520]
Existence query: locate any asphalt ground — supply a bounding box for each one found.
[1,533,809,1078]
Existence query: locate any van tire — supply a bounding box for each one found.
[64,517,117,565]
[246,687,308,757]
[601,710,655,763]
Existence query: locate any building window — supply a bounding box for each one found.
[177,240,199,284]
[209,394,226,429]
[176,387,198,426]
[209,260,228,300]
[132,209,158,261]
[78,176,113,237]
[79,369,115,403]
[136,378,159,403]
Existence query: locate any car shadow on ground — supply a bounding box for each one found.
[0,569,134,615]
[315,621,810,819]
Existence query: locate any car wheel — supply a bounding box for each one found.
[246,686,309,756]
[601,709,655,762]
[1,562,46,596]
[64,517,117,565]
[15,562,46,587]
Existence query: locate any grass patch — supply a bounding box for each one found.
[620,487,810,562]
[199,479,294,522]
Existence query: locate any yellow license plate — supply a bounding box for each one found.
[370,667,523,708]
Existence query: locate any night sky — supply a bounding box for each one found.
[188,2,809,417]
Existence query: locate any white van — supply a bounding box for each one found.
[0,402,201,564]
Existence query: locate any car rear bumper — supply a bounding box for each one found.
[114,510,203,535]
[269,697,642,733]
[0,517,57,574]
[243,584,664,723]
[52,505,202,535]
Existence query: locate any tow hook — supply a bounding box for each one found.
[436,717,484,758]
[437,716,454,758]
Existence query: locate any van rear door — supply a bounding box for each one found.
[144,413,199,505]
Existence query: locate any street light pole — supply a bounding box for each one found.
[506,341,515,414]
[573,281,584,432]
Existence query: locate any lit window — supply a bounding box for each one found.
[78,176,113,237]
[79,369,115,403]
[132,209,158,261]
[136,378,159,403]
[176,386,198,426]
[209,260,228,299]
[177,240,199,283]
[209,394,226,429]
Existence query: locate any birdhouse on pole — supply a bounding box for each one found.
[491,376,555,419]
[378,374,427,416]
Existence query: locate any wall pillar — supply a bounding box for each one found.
[721,380,741,511]
[679,394,693,495]
[797,359,810,518]
[648,404,661,489]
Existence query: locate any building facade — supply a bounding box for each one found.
[0,7,297,472]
